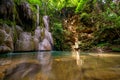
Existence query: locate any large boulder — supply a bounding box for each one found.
[14,27,40,51]
[39,38,52,51]
[15,32,34,51]
[0,24,13,53]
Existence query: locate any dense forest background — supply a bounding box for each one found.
[0,0,120,52]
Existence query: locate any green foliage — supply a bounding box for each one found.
[112,48,120,52]
[0,19,14,26]
[48,0,77,11]
[70,0,79,6]
[52,22,64,50]
[53,23,63,33]
[113,38,120,44]
[14,0,25,5]
[115,16,120,27]
[97,42,110,48]
[27,0,41,5]
[75,0,88,13]
[1,0,120,51]
[80,12,89,21]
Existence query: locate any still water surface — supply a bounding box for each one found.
[0,51,120,80]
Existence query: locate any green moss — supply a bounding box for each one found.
[112,48,120,52]
[97,42,110,48]
[14,0,26,5]
[0,19,14,26]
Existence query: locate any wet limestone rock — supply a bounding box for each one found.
[15,32,34,51]
[0,24,13,53]
[39,38,52,50]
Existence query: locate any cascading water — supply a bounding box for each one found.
[14,2,53,51]
[43,16,49,31]
[36,4,39,27]
[38,15,53,51]
[15,15,53,51]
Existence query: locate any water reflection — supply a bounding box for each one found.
[37,52,53,79]
[72,50,83,67]
[0,51,120,80]
[4,61,41,80]
[3,52,53,80]
[71,40,83,67]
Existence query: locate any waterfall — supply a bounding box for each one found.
[14,10,53,51]
[38,15,53,51]
[36,4,39,27]
[35,27,41,40]
[43,16,49,31]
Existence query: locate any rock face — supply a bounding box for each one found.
[0,24,13,53]
[15,28,53,51]
[0,0,53,53]
[17,2,35,31]
[0,0,14,20]
[14,15,53,52]
[15,32,34,51]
